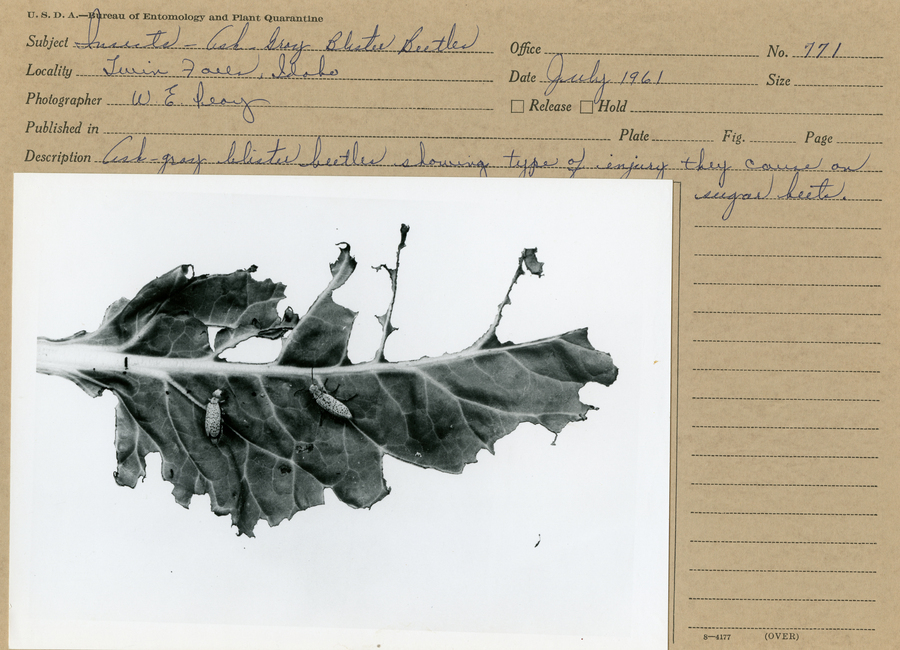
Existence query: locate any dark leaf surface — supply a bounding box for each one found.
[37,240,618,536]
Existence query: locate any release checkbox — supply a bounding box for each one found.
[511,100,524,113]
[580,100,593,114]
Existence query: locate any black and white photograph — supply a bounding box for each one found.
[11,174,672,649]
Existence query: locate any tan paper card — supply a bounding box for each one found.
[1,1,896,648]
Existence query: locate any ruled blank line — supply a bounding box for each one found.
[693,340,880,345]
[632,110,882,116]
[700,197,882,202]
[692,483,877,488]
[267,49,494,54]
[692,511,877,516]
[694,311,880,316]
[655,82,757,86]
[103,132,611,142]
[694,283,880,287]
[794,84,883,88]
[691,540,876,545]
[793,55,883,59]
[74,46,494,54]
[695,225,881,230]
[107,103,493,111]
[691,569,876,573]
[690,598,875,602]
[692,426,877,430]
[549,52,758,57]
[690,627,875,631]
[693,368,879,373]
[539,80,754,86]
[92,161,546,170]
[693,397,879,401]
[77,74,494,82]
[727,169,882,173]
[695,254,881,258]
[692,455,878,459]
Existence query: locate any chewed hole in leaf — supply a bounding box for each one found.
[207,326,222,350]
[218,337,282,363]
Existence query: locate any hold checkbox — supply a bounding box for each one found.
[580,100,593,114]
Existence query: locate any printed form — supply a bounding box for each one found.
[1,1,897,648]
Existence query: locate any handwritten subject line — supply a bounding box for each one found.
[76,11,481,55]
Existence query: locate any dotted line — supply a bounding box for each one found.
[537,80,756,86]
[726,169,882,173]
[700,197,882,201]
[549,52,758,57]
[282,49,493,54]
[75,46,225,51]
[96,161,633,171]
[102,132,609,141]
[701,476,871,486]
[98,163,484,171]
[78,74,494,82]
[695,225,881,230]
[838,141,882,145]
[652,139,714,142]
[693,397,879,401]
[306,49,493,54]
[695,254,880,258]
[793,55,883,59]
[693,369,879,373]
[690,627,875,631]
[748,140,796,144]
[694,311,880,315]
[690,569,876,574]
[691,540,876,545]
[692,455,878,459]
[92,162,464,170]
[658,82,758,86]
[691,510,878,517]
[75,46,493,54]
[794,84,883,88]
[694,282,880,287]
[690,598,875,602]
[108,103,492,111]
[692,426,878,430]
[539,80,665,85]
[94,161,586,172]
[693,340,879,345]
[632,110,882,115]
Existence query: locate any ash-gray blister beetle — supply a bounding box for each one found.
[307,369,354,422]
[205,389,224,443]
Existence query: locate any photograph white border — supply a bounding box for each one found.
[11,174,672,649]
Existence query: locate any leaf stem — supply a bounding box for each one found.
[472,248,541,349]
[373,224,410,362]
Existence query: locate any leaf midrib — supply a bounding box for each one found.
[36,330,595,381]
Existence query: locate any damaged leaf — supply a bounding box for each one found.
[36,227,618,536]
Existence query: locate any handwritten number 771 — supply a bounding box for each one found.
[804,42,841,58]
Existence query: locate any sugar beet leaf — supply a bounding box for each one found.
[36,226,618,536]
